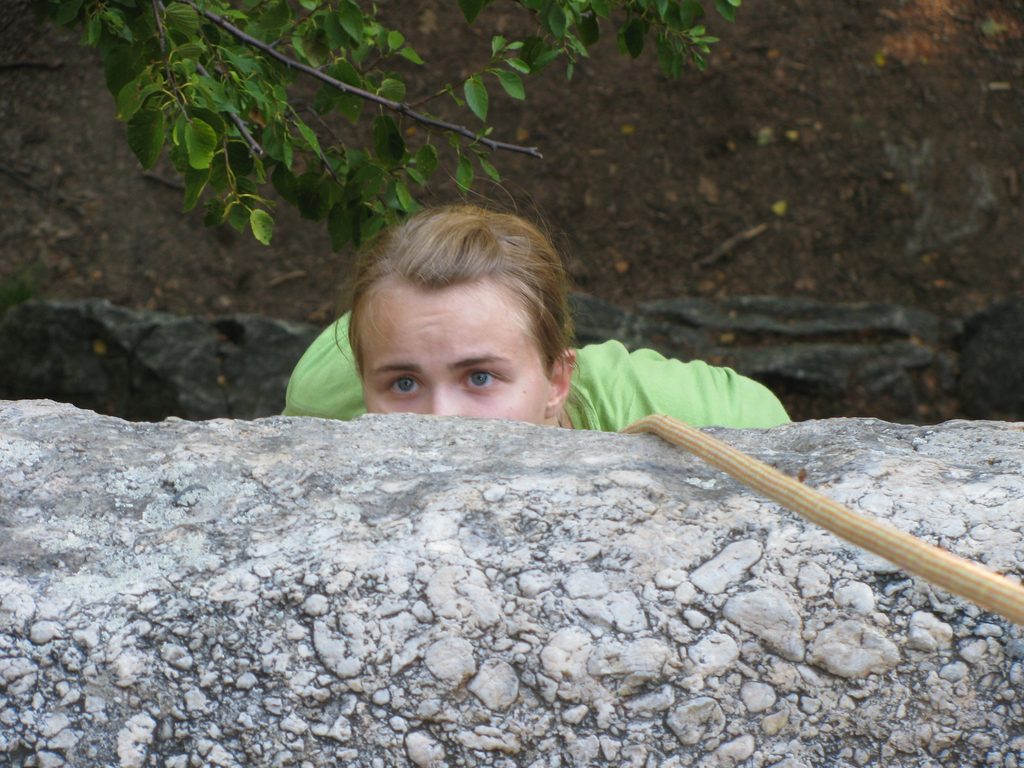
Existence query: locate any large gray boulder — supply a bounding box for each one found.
[0,300,318,421]
[1,401,1022,767]
[959,298,1024,421]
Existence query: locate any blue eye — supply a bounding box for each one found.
[392,376,417,393]
[468,371,493,388]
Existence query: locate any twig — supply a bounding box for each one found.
[0,60,64,71]
[151,0,166,52]
[181,0,543,159]
[292,102,342,181]
[151,0,191,123]
[267,269,308,288]
[0,163,47,194]
[142,171,185,190]
[697,222,768,268]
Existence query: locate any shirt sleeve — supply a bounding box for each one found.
[282,314,367,420]
[569,340,790,431]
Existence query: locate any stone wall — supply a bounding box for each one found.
[2,400,1022,766]
[2,296,1022,424]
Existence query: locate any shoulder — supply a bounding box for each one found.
[572,340,789,430]
[283,314,367,419]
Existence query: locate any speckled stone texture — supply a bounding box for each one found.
[1,400,1022,767]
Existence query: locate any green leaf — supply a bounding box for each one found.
[463,76,488,121]
[398,46,424,65]
[261,123,288,165]
[188,107,226,136]
[591,0,611,18]
[458,0,486,23]
[328,57,364,88]
[713,0,736,21]
[182,165,210,212]
[164,2,200,35]
[101,7,131,42]
[116,76,164,122]
[298,0,319,10]
[103,44,144,97]
[203,198,227,226]
[184,118,218,170]
[477,153,501,183]
[249,0,292,40]
[656,37,682,78]
[378,77,406,102]
[338,0,363,43]
[323,12,346,48]
[373,115,406,165]
[352,162,385,195]
[387,30,405,50]
[55,0,86,26]
[220,47,260,76]
[328,204,352,250]
[619,18,646,58]
[294,28,330,68]
[491,35,506,56]
[578,12,600,46]
[414,143,438,176]
[296,173,331,220]
[455,153,473,192]
[250,209,274,245]
[295,120,322,156]
[226,140,254,176]
[544,3,567,39]
[227,203,249,232]
[394,180,415,212]
[84,14,101,45]
[271,163,299,205]
[125,108,165,169]
[521,37,559,71]
[169,41,206,64]
[679,0,706,26]
[494,70,524,100]
[506,57,531,74]
[116,79,143,122]
[207,152,229,192]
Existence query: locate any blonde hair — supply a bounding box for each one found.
[346,205,575,373]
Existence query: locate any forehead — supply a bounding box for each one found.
[361,276,535,344]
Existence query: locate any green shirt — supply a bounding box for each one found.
[283,315,790,430]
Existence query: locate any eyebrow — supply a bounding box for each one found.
[371,355,509,376]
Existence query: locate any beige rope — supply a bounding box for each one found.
[622,414,1024,625]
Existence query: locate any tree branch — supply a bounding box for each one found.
[180,0,543,159]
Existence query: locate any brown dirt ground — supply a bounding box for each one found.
[1,0,1022,420]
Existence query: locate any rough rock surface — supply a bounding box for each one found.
[2,400,1023,767]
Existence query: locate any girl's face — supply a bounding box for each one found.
[359,277,574,425]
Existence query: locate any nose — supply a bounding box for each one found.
[429,388,464,417]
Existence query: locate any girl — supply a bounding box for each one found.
[283,205,789,430]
